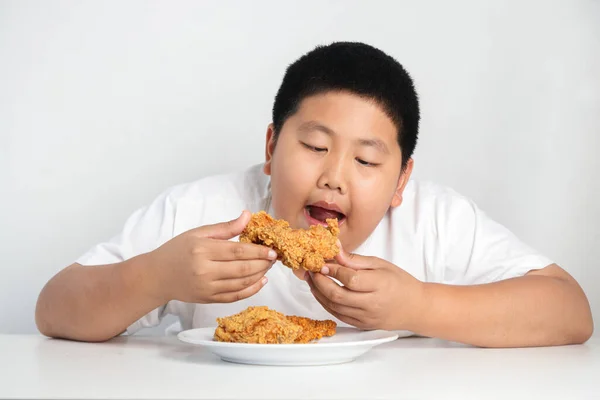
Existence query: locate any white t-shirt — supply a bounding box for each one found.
[76,164,553,335]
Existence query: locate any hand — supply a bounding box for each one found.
[306,244,424,331]
[148,210,278,304]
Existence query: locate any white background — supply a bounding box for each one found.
[1,0,598,334]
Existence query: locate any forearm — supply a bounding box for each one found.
[412,272,593,347]
[35,253,166,342]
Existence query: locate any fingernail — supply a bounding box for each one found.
[261,277,268,285]
[268,250,277,259]
[321,266,330,275]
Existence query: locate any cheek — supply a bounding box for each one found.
[269,145,317,215]
[352,171,398,206]
[348,171,398,227]
[273,150,314,191]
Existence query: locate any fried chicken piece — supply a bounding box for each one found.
[239,211,340,272]
[214,306,302,344]
[286,315,338,344]
[214,306,337,344]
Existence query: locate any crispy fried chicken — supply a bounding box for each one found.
[214,306,337,344]
[239,211,339,272]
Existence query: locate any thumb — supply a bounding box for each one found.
[334,239,373,270]
[194,210,251,240]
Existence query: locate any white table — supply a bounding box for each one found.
[1,334,598,399]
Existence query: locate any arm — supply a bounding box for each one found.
[35,211,276,342]
[35,255,164,342]
[307,250,593,348]
[415,264,594,347]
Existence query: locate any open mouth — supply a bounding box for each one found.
[305,204,346,226]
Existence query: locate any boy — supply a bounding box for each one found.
[36,42,593,347]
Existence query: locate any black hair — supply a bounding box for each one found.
[272,42,420,170]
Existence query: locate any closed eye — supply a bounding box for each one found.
[301,142,327,153]
[356,158,379,167]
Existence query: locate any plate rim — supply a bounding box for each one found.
[177,326,399,349]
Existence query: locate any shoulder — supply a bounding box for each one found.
[158,163,270,207]
[75,165,271,265]
[158,164,271,233]
[389,180,481,258]
[398,180,476,225]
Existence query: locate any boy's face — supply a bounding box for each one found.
[264,91,413,255]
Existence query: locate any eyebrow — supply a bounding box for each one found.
[298,121,390,155]
[357,138,390,155]
[298,121,336,136]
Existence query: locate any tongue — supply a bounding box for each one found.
[309,206,341,221]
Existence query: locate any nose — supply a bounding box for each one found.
[317,157,348,195]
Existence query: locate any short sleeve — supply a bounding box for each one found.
[75,190,177,334]
[439,194,553,285]
[76,191,175,266]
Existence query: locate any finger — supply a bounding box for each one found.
[334,243,375,270]
[309,287,366,329]
[211,276,268,303]
[292,268,306,281]
[193,210,252,240]
[214,259,273,280]
[213,270,270,293]
[308,272,367,309]
[307,277,365,319]
[319,302,366,329]
[321,264,374,292]
[211,240,277,261]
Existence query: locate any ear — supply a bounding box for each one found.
[263,124,277,176]
[390,158,414,208]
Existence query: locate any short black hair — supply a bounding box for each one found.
[272,41,420,170]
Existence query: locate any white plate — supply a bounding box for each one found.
[177,327,399,366]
